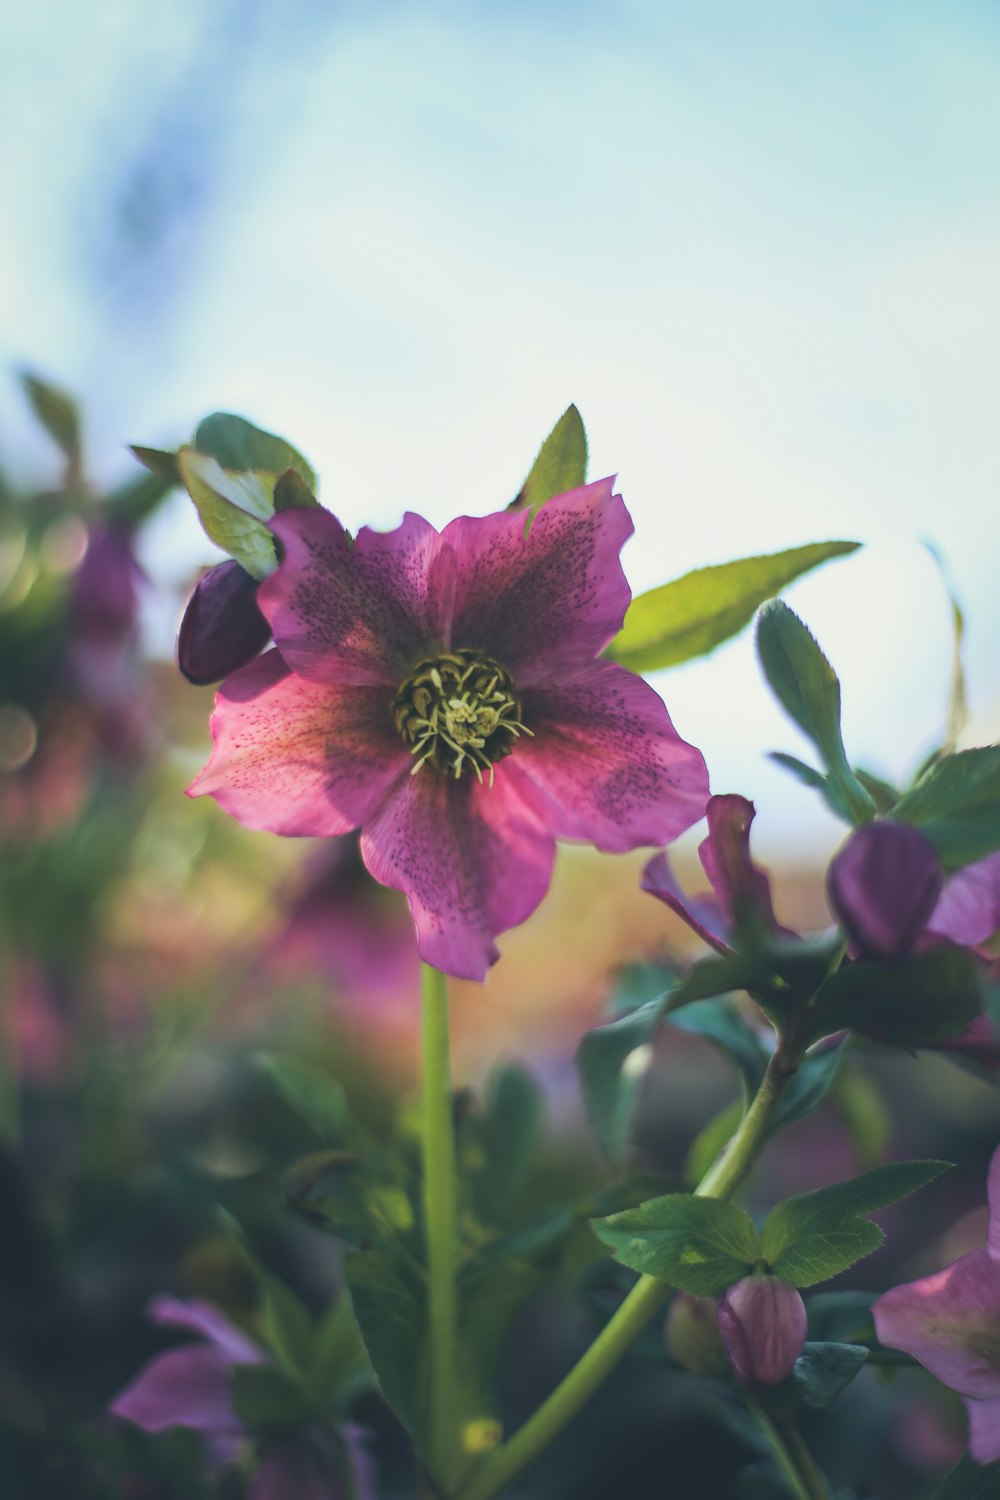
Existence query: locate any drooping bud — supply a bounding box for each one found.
[177,560,271,685]
[717,1275,807,1388]
[72,523,143,640]
[664,1292,730,1377]
[826,821,943,962]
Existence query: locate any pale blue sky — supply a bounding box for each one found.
[2,1,998,858]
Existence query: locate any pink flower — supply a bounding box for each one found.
[717,1275,808,1388]
[873,1145,1000,1463]
[189,481,709,980]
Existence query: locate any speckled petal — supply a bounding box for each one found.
[443,479,633,685]
[965,1394,1000,1464]
[188,649,408,836]
[359,760,555,981]
[873,1249,1000,1399]
[261,507,455,685]
[513,660,709,853]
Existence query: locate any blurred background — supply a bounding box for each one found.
[1,3,1000,1497]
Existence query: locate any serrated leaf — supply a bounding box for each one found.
[345,1245,424,1439]
[21,371,81,472]
[893,748,1000,868]
[194,412,317,492]
[230,1364,308,1431]
[761,1160,952,1287]
[756,601,876,827]
[177,448,278,578]
[810,945,982,1046]
[592,1193,761,1295]
[609,541,860,673]
[575,997,665,1168]
[256,1053,352,1144]
[513,404,587,513]
[792,1341,868,1407]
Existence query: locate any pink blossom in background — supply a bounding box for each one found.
[190,481,709,980]
[873,1144,1000,1463]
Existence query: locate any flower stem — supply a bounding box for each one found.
[421,961,459,1483]
[457,1047,798,1500]
[748,1403,831,1500]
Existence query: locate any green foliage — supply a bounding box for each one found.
[477,1062,545,1216]
[575,996,665,1168]
[256,1052,353,1144]
[933,1456,1000,1499]
[230,1364,309,1431]
[274,465,320,510]
[894,747,1000,868]
[193,412,318,492]
[513,403,588,513]
[760,1160,952,1287]
[791,1341,868,1407]
[216,1209,314,1374]
[345,1245,425,1439]
[20,370,82,475]
[810,945,982,1046]
[592,1194,761,1295]
[608,541,859,673]
[177,450,279,579]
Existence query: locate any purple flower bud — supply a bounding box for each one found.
[177,560,271,685]
[717,1275,807,1388]
[664,1292,729,1376]
[826,821,943,962]
[72,524,143,640]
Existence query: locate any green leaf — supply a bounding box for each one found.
[761,1159,952,1287]
[20,371,82,473]
[256,1053,352,1144]
[685,1098,743,1183]
[592,1193,761,1295]
[285,1150,414,1249]
[791,1341,868,1407]
[304,1294,371,1408]
[756,601,876,827]
[177,448,278,579]
[478,1062,544,1216]
[104,468,177,527]
[194,412,317,492]
[768,752,851,822]
[230,1364,308,1432]
[130,445,181,484]
[454,1254,547,1465]
[893,747,1000,868]
[933,1455,1000,1499]
[575,997,664,1167]
[345,1245,424,1439]
[609,541,860,674]
[810,945,982,1046]
[216,1210,314,1374]
[514,404,587,513]
[273,466,320,510]
[853,767,901,816]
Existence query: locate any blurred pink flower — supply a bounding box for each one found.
[873,1145,1000,1463]
[190,482,709,980]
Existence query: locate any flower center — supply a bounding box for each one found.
[392,649,532,783]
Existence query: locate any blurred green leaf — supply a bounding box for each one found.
[478,1062,544,1217]
[923,542,968,758]
[230,1364,309,1432]
[575,997,665,1168]
[194,412,318,492]
[345,1245,425,1439]
[20,371,82,475]
[256,1053,353,1145]
[761,1160,951,1287]
[933,1455,1000,1499]
[177,448,277,578]
[305,1294,371,1408]
[104,467,176,527]
[609,541,859,673]
[756,601,876,827]
[853,767,901,816]
[217,1209,314,1374]
[685,1098,743,1184]
[791,1341,868,1407]
[811,946,982,1045]
[130,445,180,483]
[513,404,588,513]
[592,1193,760,1295]
[893,747,1000,868]
[768,752,850,821]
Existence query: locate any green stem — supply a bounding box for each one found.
[749,1403,831,1500]
[457,1048,798,1500]
[421,961,460,1482]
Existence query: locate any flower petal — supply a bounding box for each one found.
[827,822,943,961]
[698,795,783,934]
[873,1249,1000,1399]
[111,1345,246,1457]
[262,507,455,685]
[146,1295,262,1365]
[514,660,709,853]
[188,650,409,837]
[359,760,555,981]
[442,479,633,685]
[929,853,1000,948]
[641,852,733,954]
[965,1395,1000,1464]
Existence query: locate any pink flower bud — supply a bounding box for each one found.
[664,1292,729,1376]
[826,821,942,962]
[717,1275,807,1388]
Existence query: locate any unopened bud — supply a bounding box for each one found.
[827,821,942,962]
[177,560,271,685]
[717,1275,807,1388]
[664,1292,729,1376]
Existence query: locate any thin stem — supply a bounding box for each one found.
[458,1048,799,1500]
[421,961,460,1483]
[749,1403,831,1500]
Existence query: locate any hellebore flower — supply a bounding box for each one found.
[873,1145,1000,1463]
[71,523,143,641]
[827,822,944,962]
[178,560,272,685]
[189,480,709,980]
[717,1275,808,1388]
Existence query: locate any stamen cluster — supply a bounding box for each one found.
[392,649,531,782]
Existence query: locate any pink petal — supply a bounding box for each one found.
[359,760,556,981]
[146,1295,262,1365]
[110,1345,246,1459]
[641,852,733,954]
[929,853,1000,948]
[699,795,784,934]
[873,1250,1000,1399]
[262,508,455,685]
[513,660,709,853]
[965,1395,1000,1463]
[188,649,409,837]
[442,479,633,686]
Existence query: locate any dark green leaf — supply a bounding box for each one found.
[685,1098,743,1183]
[575,997,665,1167]
[177,448,277,579]
[256,1053,352,1144]
[479,1062,544,1216]
[792,1341,868,1407]
[455,1254,547,1463]
[894,747,1000,868]
[273,466,320,511]
[770,1043,845,1136]
[104,468,176,526]
[194,412,318,492]
[514,404,587,513]
[130,445,180,484]
[20,371,81,472]
[761,1160,951,1287]
[933,1455,1000,1499]
[609,541,860,674]
[768,752,850,822]
[345,1245,424,1439]
[230,1364,308,1432]
[810,946,982,1046]
[667,997,769,1092]
[285,1151,414,1249]
[804,1290,876,1345]
[853,767,901,816]
[304,1294,371,1407]
[592,1193,760,1295]
[756,601,876,827]
[216,1209,314,1373]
